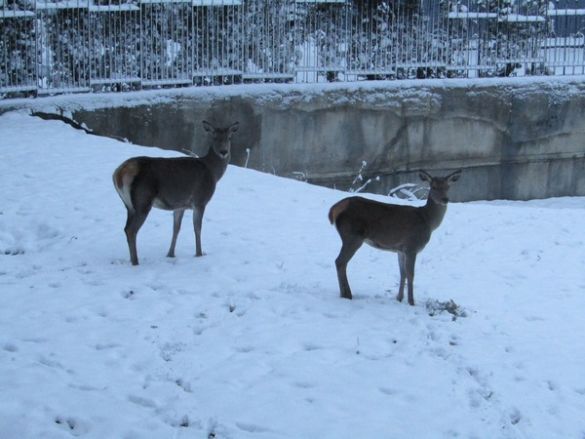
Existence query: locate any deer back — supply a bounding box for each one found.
[332,196,432,253]
[143,156,218,209]
[113,156,217,212]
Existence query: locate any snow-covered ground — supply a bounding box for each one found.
[0,111,584,439]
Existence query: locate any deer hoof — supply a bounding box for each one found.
[340,292,353,300]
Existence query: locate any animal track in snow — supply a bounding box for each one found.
[54,416,90,436]
[509,407,522,425]
[159,342,186,362]
[379,387,397,396]
[303,343,323,352]
[95,343,119,351]
[128,394,157,409]
[175,378,193,393]
[235,422,272,433]
[293,381,316,389]
[235,345,254,354]
[121,290,136,300]
[2,343,18,352]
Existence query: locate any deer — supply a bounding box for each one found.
[328,169,461,306]
[112,120,239,265]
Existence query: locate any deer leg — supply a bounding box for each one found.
[405,252,417,306]
[335,237,363,300]
[124,206,150,266]
[396,252,406,303]
[167,209,185,258]
[193,205,206,257]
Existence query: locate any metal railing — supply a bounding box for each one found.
[1,0,585,97]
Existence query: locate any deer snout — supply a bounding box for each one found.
[441,197,449,204]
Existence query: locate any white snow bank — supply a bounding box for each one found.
[0,111,584,438]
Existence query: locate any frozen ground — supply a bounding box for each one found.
[0,111,584,439]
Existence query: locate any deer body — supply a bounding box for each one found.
[329,170,461,305]
[113,121,239,265]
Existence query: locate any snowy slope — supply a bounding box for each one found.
[0,111,584,439]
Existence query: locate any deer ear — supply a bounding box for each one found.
[229,121,240,133]
[419,170,431,182]
[448,170,462,182]
[202,120,214,132]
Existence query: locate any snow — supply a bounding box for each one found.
[0,110,585,438]
[3,75,585,117]
[547,8,585,17]
[191,0,242,6]
[448,11,498,19]
[36,1,90,10]
[0,9,35,17]
[88,4,140,12]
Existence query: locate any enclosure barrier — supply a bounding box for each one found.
[1,0,585,98]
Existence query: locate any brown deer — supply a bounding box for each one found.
[113,120,239,265]
[329,169,461,305]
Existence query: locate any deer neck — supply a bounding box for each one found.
[201,149,229,182]
[420,197,448,231]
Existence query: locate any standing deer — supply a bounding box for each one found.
[113,120,239,265]
[329,169,461,305]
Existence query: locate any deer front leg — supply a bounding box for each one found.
[335,237,363,300]
[396,252,406,303]
[167,209,185,258]
[405,251,417,306]
[192,205,206,257]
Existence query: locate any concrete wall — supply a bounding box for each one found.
[18,78,585,201]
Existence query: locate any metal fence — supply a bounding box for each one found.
[1,0,585,97]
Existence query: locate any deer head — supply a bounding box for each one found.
[419,169,461,206]
[202,120,240,160]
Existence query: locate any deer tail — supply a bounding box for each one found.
[113,160,139,212]
[328,198,351,225]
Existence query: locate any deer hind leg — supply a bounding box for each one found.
[167,209,185,258]
[192,205,206,257]
[334,235,363,300]
[397,252,407,303]
[124,205,151,266]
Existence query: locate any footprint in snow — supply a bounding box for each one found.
[574,387,585,396]
[509,408,522,425]
[235,422,272,434]
[94,343,119,351]
[128,395,157,409]
[546,380,557,391]
[38,355,65,370]
[2,343,18,353]
[293,381,316,389]
[3,247,25,256]
[160,342,186,362]
[379,387,397,396]
[175,378,193,393]
[54,416,90,437]
[303,343,323,352]
[165,414,195,429]
[121,290,136,300]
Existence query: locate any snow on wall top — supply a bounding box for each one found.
[1,76,585,116]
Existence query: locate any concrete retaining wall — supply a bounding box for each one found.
[6,78,585,201]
